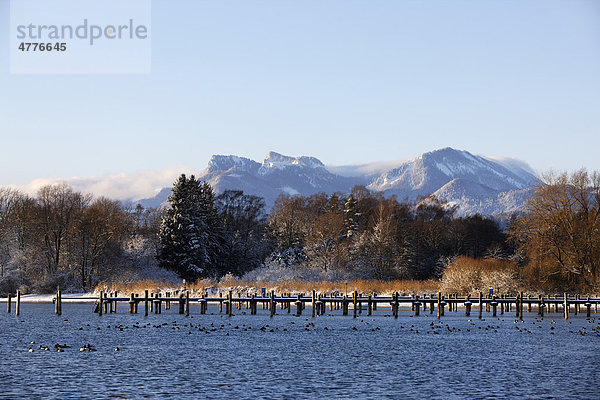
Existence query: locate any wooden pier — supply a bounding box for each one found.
[2,290,599,320]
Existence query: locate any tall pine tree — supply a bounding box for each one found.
[158,175,221,280]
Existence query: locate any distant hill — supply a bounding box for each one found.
[137,147,539,216]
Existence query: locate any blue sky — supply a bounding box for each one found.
[1,0,599,186]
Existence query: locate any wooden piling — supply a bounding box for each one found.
[178,293,185,314]
[414,296,421,316]
[519,291,524,320]
[16,290,21,316]
[478,291,483,320]
[312,290,316,318]
[7,293,11,313]
[144,290,149,317]
[228,290,233,317]
[353,291,358,319]
[515,293,520,318]
[129,293,135,314]
[368,295,372,316]
[296,294,302,316]
[250,294,257,315]
[491,296,498,317]
[585,297,591,318]
[563,293,568,320]
[393,292,399,319]
[55,289,62,316]
[185,291,190,316]
[98,291,103,316]
[270,290,276,317]
[465,296,472,316]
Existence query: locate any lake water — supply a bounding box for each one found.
[1,303,599,399]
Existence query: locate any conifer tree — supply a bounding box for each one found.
[158,175,221,280]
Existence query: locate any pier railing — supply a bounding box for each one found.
[2,289,599,320]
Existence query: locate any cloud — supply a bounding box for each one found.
[326,160,407,177]
[12,166,199,201]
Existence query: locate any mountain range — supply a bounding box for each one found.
[136,147,540,216]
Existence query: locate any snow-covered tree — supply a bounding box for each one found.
[158,175,221,280]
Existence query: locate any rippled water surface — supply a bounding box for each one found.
[1,303,599,399]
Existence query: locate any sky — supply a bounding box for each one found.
[1,0,599,189]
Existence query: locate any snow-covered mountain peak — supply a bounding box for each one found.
[260,151,325,173]
[206,155,259,174]
[131,147,539,215]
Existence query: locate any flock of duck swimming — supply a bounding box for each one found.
[24,316,599,353]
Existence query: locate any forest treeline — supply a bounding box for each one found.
[0,169,598,294]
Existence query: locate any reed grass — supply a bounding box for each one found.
[95,278,441,296]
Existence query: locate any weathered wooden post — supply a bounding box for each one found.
[129,293,135,314]
[228,290,233,317]
[500,294,505,315]
[16,290,21,316]
[519,291,524,320]
[97,291,103,316]
[104,292,109,315]
[515,293,520,318]
[585,297,591,318]
[154,293,160,314]
[55,289,61,315]
[539,296,544,318]
[465,296,472,316]
[185,291,190,316]
[342,295,349,316]
[368,295,373,316]
[437,293,443,319]
[270,290,276,317]
[7,293,11,314]
[178,293,185,314]
[114,291,118,313]
[296,294,302,316]
[393,292,399,319]
[250,294,257,315]
[491,296,498,317]
[527,295,532,313]
[109,292,114,313]
[574,294,579,315]
[166,292,171,310]
[478,291,483,320]
[312,290,316,318]
[200,296,207,315]
[414,295,421,316]
[144,290,149,317]
[353,291,358,319]
[563,293,568,320]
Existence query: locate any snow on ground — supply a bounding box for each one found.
[14,293,97,303]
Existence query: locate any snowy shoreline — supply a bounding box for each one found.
[0,293,97,303]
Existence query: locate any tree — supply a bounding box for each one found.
[37,184,91,276]
[158,175,221,280]
[216,190,271,276]
[510,169,600,289]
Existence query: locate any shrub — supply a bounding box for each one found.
[441,256,519,295]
